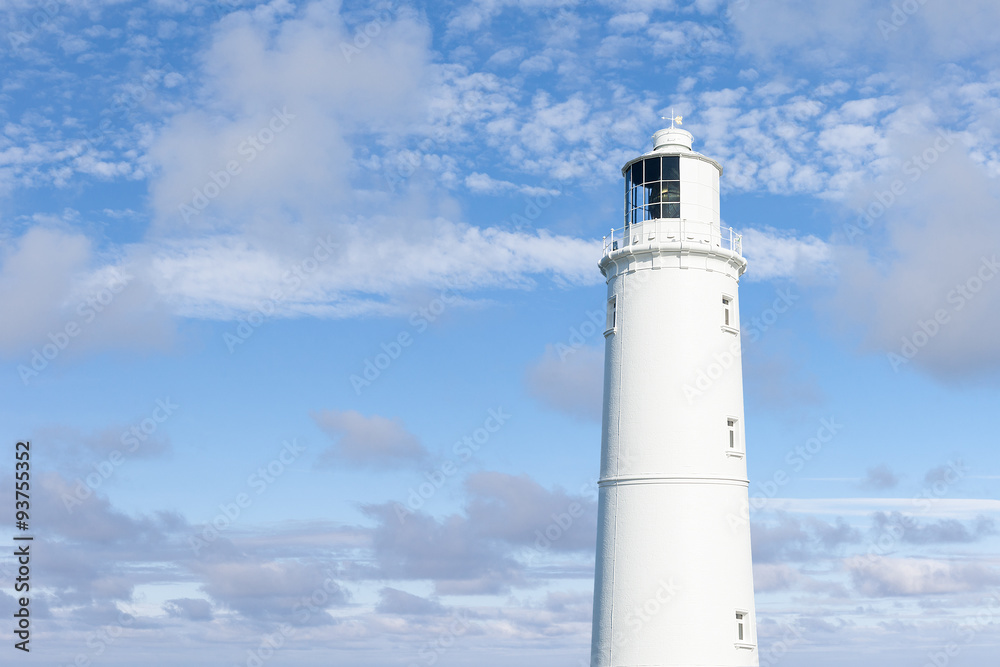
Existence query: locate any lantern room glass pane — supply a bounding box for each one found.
[648,182,661,205]
[629,161,642,187]
[623,156,682,223]
[663,155,679,180]
[643,157,660,183]
[664,181,680,202]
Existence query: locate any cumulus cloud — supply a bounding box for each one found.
[0,227,175,361]
[830,138,1000,379]
[195,559,347,623]
[37,422,171,484]
[753,563,801,593]
[164,598,214,621]
[752,514,861,563]
[464,471,597,551]
[376,587,445,616]
[730,0,1000,69]
[121,1,603,325]
[312,410,428,468]
[859,465,899,491]
[846,556,1000,596]
[739,226,832,282]
[871,513,996,545]
[362,471,596,595]
[363,501,525,595]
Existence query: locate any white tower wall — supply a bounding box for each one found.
[591,127,758,667]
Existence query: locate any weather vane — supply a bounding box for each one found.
[661,108,683,128]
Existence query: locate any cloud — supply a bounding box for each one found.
[126,1,603,324]
[376,587,445,616]
[924,462,966,486]
[607,11,648,33]
[361,471,596,595]
[740,226,833,282]
[859,465,899,491]
[37,422,171,483]
[872,512,996,545]
[730,0,1000,70]
[524,344,603,421]
[465,171,518,194]
[312,410,428,469]
[846,556,1000,596]
[164,597,214,621]
[142,224,601,321]
[195,559,347,623]
[830,136,1000,379]
[464,471,597,551]
[0,226,176,361]
[751,513,811,563]
[752,514,861,563]
[4,471,190,611]
[146,1,433,229]
[728,0,892,65]
[0,227,91,354]
[363,501,525,595]
[752,563,801,592]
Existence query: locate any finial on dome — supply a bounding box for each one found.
[661,108,683,129]
[655,109,692,151]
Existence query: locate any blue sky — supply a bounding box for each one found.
[1,0,999,665]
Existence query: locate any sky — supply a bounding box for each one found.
[0,0,999,665]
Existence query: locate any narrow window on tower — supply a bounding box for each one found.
[736,612,745,642]
[726,417,743,457]
[722,296,731,326]
[606,296,617,336]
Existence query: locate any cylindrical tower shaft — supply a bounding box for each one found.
[590,127,758,667]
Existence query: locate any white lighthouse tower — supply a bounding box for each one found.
[589,120,758,666]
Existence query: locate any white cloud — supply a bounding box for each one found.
[131,1,603,325]
[312,410,428,469]
[739,226,832,282]
[607,11,648,33]
[0,227,174,359]
[195,559,347,621]
[465,171,517,194]
[846,556,1000,596]
[758,498,1000,519]
[753,562,801,592]
[143,224,600,320]
[859,465,899,491]
[829,137,1000,378]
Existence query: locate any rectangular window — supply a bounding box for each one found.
[736,612,745,641]
[644,156,660,183]
[722,296,732,327]
[606,296,617,332]
[662,155,679,180]
[728,419,736,449]
[630,161,642,186]
[663,181,680,202]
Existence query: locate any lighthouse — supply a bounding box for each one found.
[589,120,758,666]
